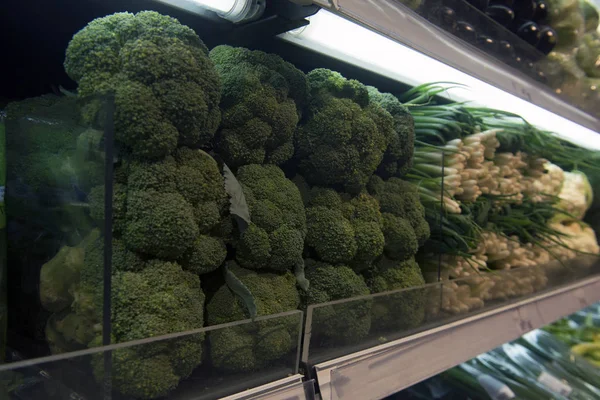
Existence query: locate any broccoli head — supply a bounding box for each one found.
[206,263,301,372]
[210,45,308,168]
[235,164,306,272]
[301,183,385,271]
[366,257,426,333]
[64,11,221,159]
[367,86,415,178]
[85,260,206,399]
[88,148,229,273]
[295,69,394,194]
[368,176,430,252]
[301,260,372,345]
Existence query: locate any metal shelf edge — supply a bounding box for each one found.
[313,275,600,400]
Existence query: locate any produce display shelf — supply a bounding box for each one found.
[310,272,600,400]
[301,0,600,133]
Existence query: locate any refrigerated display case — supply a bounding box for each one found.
[1,0,600,399]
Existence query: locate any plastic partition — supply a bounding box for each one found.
[0,310,304,400]
[301,257,600,368]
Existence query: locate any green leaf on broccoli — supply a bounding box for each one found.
[294,259,310,291]
[222,163,251,233]
[224,262,257,319]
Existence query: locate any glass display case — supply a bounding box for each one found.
[1,0,600,399]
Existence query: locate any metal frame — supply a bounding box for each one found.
[308,0,600,132]
[312,274,600,400]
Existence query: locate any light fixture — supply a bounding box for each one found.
[279,10,600,150]
[155,0,265,23]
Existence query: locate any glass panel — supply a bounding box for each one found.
[5,93,111,359]
[304,257,600,366]
[304,282,443,365]
[0,310,303,400]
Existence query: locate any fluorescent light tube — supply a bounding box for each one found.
[188,0,237,14]
[279,10,600,150]
[155,0,263,23]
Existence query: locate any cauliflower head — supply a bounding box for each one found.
[557,170,594,219]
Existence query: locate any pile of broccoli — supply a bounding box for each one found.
[35,11,228,399]
[20,10,433,399]
[293,173,429,343]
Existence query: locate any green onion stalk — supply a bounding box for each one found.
[468,107,600,172]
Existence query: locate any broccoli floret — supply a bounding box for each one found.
[209,45,308,167]
[369,176,430,249]
[367,86,415,178]
[65,11,221,159]
[206,263,300,372]
[306,206,358,264]
[181,235,227,275]
[366,257,426,332]
[234,164,306,272]
[302,185,384,270]
[382,213,418,261]
[301,260,372,345]
[306,68,369,108]
[295,69,393,194]
[580,0,599,33]
[79,233,146,290]
[546,0,585,50]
